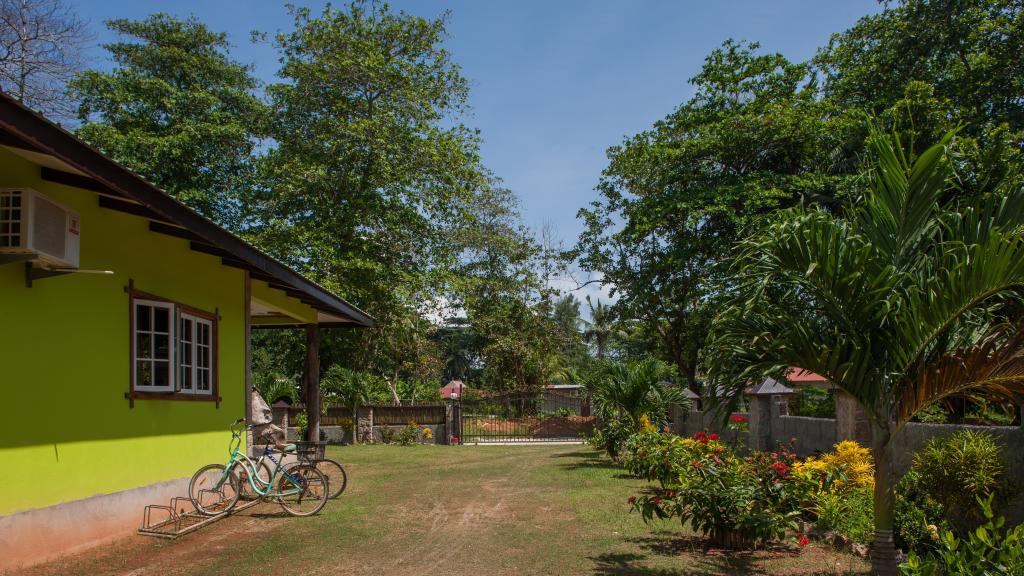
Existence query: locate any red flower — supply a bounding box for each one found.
[627,496,637,505]
[798,534,810,547]
[708,433,720,441]
[662,426,672,434]
[693,431,707,441]
[712,455,722,464]
[729,414,748,423]
[770,461,790,477]
[651,496,662,505]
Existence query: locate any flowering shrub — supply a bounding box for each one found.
[727,414,749,432]
[629,433,798,548]
[421,427,433,442]
[622,429,723,487]
[744,441,806,514]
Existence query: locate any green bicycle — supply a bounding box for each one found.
[188,419,329,517]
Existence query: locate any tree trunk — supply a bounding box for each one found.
[871,423,898,576]
[351,406,358,446]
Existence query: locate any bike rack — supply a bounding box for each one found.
[138,494,261,538]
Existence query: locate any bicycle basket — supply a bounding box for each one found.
[293,441,325,462]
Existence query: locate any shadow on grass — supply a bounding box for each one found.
[590,552,688,576]
[550,449,623,471]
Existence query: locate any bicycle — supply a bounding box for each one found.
[188,419,329,517]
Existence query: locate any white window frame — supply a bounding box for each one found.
[133,299,176,393]
[178,313,214,396]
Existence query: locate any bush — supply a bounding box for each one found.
[894,470,947,555]
[295,411,308,440]
[587,417,633,461]
[914,402,948,424]
[379,425,396,444]
[912,430,1008,529]
[812,487,874,544]
[395,421,422,446]
[788,387,835,418]
[791,440,874,496]
[900,495,1024,576]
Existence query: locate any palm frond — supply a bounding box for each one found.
[898,325,1024,426]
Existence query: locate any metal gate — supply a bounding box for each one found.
[455,391,595,443]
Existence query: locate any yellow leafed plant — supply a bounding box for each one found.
[792,440,874,494]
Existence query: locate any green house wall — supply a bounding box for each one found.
[0,147,246,515]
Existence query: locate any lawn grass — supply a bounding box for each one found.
[12,445,869,576]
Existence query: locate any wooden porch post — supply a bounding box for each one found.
[305,324,320,442]
[244,272,254,455]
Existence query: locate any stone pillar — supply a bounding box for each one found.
[747,393,773,452]
[357,406,374,444]
[835,390,871,446]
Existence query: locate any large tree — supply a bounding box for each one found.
[576,40,857,389]
[451,184,561,391]
[0,0,89,119]
[71,14,264,226]
[709,130,1024,575]
[251,1,486,381]
[815,0,1024,197]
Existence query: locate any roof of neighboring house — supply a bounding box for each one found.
[0,90,372,327]
[439,380,466,399]
[749,377,795,396]
[785,367,828,383]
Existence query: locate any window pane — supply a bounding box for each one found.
[179,365,192,390]
[136,333,151,359]
[136,304,151,331]
[198,369,210,390]
[136,361,152,387]
[153,360,169,388]
[154,307,169,333]
[180,318,192,342]
[154,334,170,360]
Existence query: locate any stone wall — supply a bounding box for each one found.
[774,416,838,456]
[285,423,447,445]
[672,408,749,448]
[891,421,1024,477]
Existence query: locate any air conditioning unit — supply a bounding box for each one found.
[0,188,80,269]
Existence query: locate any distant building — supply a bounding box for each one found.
[440,380,467,399]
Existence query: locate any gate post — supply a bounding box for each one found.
[447,396,462,445]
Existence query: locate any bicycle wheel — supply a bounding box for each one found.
[189,463,240,516]
[317,459,348,499]
[286,459,347,499]
[236,459,273,500]
[275,463,328,517]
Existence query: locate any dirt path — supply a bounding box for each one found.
[7,446,869,576]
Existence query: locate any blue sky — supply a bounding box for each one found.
[74,0,882,301]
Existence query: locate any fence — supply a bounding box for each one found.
[273,403,449,444]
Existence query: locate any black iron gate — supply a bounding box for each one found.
[455,390,595,443]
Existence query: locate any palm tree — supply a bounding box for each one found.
[584,357,686,428]
[254,372,298,405]
[321,367,380,445]
[583,296,617,359]
[711,129,1024,575]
